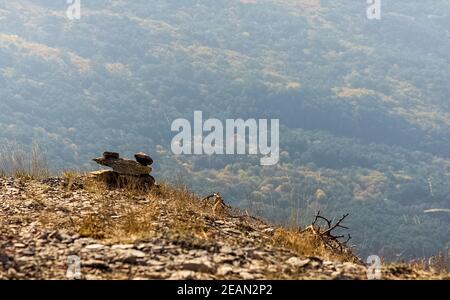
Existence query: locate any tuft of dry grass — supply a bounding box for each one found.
[83,175,107,196]
[273,228,326,257]
[78,214,109,239]
[147,182,214,240]
[61,170,80,191]
[74,177,222,244]
[120,208,154,237]
[272,227,358,263]
[409,251,450,274]
[0,142,49,179]
[77,198,157,242]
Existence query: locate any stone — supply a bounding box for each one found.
[181,259,215,273]
[169,270,196,280]
[331,271,342,278]
[286,257,310,268]
[308,256,323,266]
[134,152,153,166]
[47,230,64,241]
[20,249,35,256]
[135,243,153,251]
[91,152,156,189]
[250,251,266,260]
[103,152,119,159]
[82,260,111,271]
[117,249,147,264]
[59,232,73,243]
[146,259,165,267]
[219,245,233,254]
[151,246,164,254]
[213,255,236,264]
[93,156,151,176]
[217,265,234,276]
[85,244,107,250]
[7,268,20,278]
[261,228,275,234]
[111,244,135,250]
[239,271,255,280]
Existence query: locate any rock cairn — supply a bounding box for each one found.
[91,151,155,189]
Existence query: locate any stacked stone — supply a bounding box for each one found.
[91,151,155,189]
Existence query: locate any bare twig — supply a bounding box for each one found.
[306,211,351,253]
[312,210,331,228]
[322,213,349,236]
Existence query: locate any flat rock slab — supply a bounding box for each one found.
[93,157,151,176]
[134,152,153,166]
[103,152,120,159]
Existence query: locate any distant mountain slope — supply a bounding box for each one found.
[0,0,449,259]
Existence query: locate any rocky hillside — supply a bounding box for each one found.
[0,175,447,280]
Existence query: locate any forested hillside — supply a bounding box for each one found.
[0,0,449,260]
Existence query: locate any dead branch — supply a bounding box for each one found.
[202,192,231,215]
[202,193,219,202]
[312,210,331,228]
[343,234,352,245]
[322,213,349,236]
[305,211,352,254]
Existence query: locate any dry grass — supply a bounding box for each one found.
[273,228,326,257]
[42,169,364,265]
[75,177,219,243]
[61,170,80,191]
[78,214,110,239]
[0,142,49,179]
[409,251,450,274]
[79,209,155,241]
[76,191,158,241]
[272,227,358,263]
[146,183,214,239]
[75,174,361,262]
[82,175,107,196]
